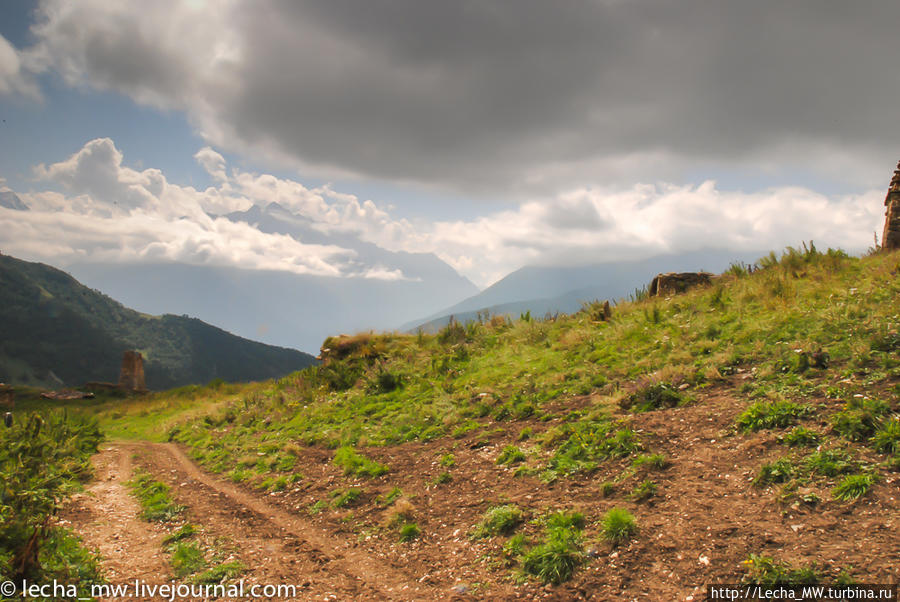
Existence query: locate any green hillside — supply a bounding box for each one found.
[19,244,900,596]
[0,254,317,389]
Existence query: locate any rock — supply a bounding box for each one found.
[882,160,900,250]
[118,350,147,392]
[649,272,713,297]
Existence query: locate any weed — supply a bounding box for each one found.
[127,470,184,522]
[503,533,528,558]
[630,480,657,501]
[497,445,526,465]
[170,542,206,577]
[870,417,900,455]
[804,450,855,477]
[754,458,797,486]
[471,505,524,539]
[331,487,363,508]
[332,446,389,477]
[192,561,244,584]
[600,482,616,497]
[163,524,198,545]
[600,508,638,545]
[779,427,822,447]
[832,473,878,501]
[521,516,584,585]
[432,471,452,485]
[620,383,687,412]
[736,400,811,431]
[632,453,670,470]
[439,453,455,467]
[831,398,890,441]
[377,487,403,506]
[398,523,421,542]
[742,554,820,585]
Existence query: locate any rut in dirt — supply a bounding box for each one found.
[66,442,440,601]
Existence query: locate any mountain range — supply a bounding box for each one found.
[0,253,316,389]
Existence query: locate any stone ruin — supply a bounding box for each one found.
[649,272,713,297]
[118,350,147,392]
[882,160,900,251]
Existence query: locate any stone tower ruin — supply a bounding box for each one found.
[882,160,900,250]
[118,350,146,392]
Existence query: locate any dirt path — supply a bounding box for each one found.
[61,444,172,587]
[64,441,436,601]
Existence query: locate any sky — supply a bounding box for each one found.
[1,0,898,288]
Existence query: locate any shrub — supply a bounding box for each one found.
[471,505,523,539]
[600,508,638,545]
[332,446,389,477]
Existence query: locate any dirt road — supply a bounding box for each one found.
[63,442,436,601]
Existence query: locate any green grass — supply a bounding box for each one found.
[193,561,245,584]
[779,426,822,447]
[398,523,421,542]
[742,554,820,586]
[630,480,657,501]
[471,505,524,539]
[619,382,689,412]
[804,450,856,477]
[736,400,811,432]
[497,445,526,465]
[753,458,797,486]
[600,508,638,545]
[832,473,879,501]
[170,542,206,577]
[332,446,389,477]
[126,469,184,522]
[870,417,900,455]
[330,487,363,508]
[632,453,670,470]
[521,511,585,584]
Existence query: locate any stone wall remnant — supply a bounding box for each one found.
[882,160,900,251]
[649,272,713,297]
[118,350,147,392]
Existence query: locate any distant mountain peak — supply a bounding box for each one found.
[0,190,28,211]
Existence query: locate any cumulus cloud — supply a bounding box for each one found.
[18,0,900,193]
[1,137,885,289]
[6,138,364,277]
[0,33,40,99]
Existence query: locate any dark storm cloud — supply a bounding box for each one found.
[24,0,900,191]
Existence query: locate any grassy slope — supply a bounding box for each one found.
[40,244,900,589]
[0,254,316,389]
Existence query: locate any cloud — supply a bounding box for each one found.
[0,34,41,99]
[1,138,886,289]
[20,0,900,194]
[8,138,364,277]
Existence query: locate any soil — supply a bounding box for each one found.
[62,383,899,600]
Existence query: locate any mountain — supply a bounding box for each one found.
[402,249,764,332]
[0,190,28,211]
[66,202,479,353]
[0,253,316,389]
